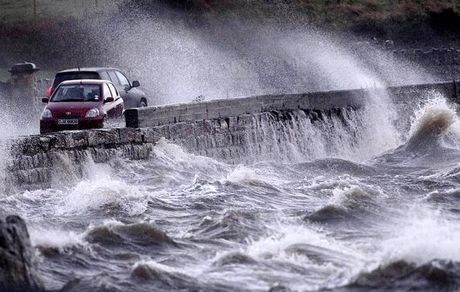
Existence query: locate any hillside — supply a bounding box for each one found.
[120,0,460,46]
[0,0,459,70]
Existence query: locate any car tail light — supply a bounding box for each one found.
[46,87,53,97]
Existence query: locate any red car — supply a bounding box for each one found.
[40,79,124,134]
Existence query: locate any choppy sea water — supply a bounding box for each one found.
[1,93,460,291]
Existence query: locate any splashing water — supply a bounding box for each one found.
[380,207,460,266]
[1,7,460,292]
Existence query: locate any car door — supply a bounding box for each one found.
[114,70,144,108]
[102,83,120,118]
[106,70,131,108]
[106,70,124,94]
[107,83,124,118]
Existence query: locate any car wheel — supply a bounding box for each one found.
[99,116,105,129]
[40,124,51,135]
[139,99,147,107]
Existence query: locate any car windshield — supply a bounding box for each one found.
[51,84,101,102]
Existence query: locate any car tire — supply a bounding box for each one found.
[40,124,51,135]
[139,99,147,107]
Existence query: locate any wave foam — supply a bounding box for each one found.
[380,208,460,266]
[30,228,85,251]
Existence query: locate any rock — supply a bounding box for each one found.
[0,215,43,292]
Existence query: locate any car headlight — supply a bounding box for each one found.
[85,108,100,118]
[41,109,52,118]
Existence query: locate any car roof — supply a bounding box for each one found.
[59,79,112,85]
[57,67,120,73]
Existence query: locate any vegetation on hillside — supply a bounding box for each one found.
[121,0,459,28]
[116,0,460,47]
[118,0,460,42]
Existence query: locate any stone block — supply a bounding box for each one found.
[121,144,152,160]
[219,119,228,130]
[88,129,119,147]
[177,114,194,123]
[226,116,237,130]
[31,154,41,168]
[90,147,112,163]
[173,123,194,138]
[16,136,41,157]
[151,126,169,141]
[237,114,256,128]
[140,128,155,143]
[38,136,53,151]
[203,119,215,133]
[52,133,68,148]
[118,128,143,144]
[214,133,226,148]
[63,131,89,149]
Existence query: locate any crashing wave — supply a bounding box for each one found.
[405,108,454,152]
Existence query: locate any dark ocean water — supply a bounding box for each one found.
[1,90,460,291]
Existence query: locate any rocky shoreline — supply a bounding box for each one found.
[0,215,43,292]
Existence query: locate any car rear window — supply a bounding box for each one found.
[52,72,100,88]
[51,84,101,102]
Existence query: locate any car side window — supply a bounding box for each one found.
[99,71,111,81]
[107,83,118,97]
[107,71,120,86]
[103,84,112,99]
[115,71,130,87]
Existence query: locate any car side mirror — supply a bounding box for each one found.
[132,80,140,88]
[104,97,114,103]
[42,97,49,103]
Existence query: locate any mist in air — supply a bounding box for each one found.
[33,3,433,104]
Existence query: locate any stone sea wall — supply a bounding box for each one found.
[126,81,460,129]
[6,107,354,189]
[5,128,154,189]
[147,107,357,161]
[125,90,365,128]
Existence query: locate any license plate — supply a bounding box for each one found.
[58,119,78,125]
